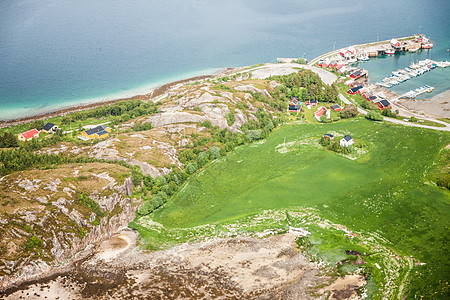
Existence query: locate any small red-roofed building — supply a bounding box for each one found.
[314,106,329,121]
[18,129,40,141]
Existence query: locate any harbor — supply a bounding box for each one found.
[375,59,449,88]
[309,32,449,105]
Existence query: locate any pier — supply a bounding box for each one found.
[375,59,449,88]
[308,34,433,67]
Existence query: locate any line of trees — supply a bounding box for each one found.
[61,99,160,124]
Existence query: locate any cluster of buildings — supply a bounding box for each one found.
[17,122,59,141]
[346,82,391,110]
[17,122,112,142]
[288,97,342,122]
[317,35,434,76]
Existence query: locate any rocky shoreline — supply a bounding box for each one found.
[1,231,365,299]
[0,74,213,129]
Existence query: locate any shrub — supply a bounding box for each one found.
[340,105,358,119]
[215,84,233,92]
[436,174,450,190]
[138,200,155,216]
[132,167,144,186]
[381,108,397,118]
[209,146,221,160]
[200,120,212,128]
[25,236,43,251]
[319,136,331,146]
[185,162,197,174]
[225,112,235,126]
[365,111,384,121]
[132,122,153,131]
[236,102,248,110]
[78,193,105,218]
[246,130,262,142]
[197,151,209,167]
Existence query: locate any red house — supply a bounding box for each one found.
[377,100,391,110]
[288,97,301,112]
[330,104,342,111]
[348,86,363,95]
[314,106,329,121]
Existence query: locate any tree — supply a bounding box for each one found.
[319,136,331,146]
[381,108,397,118]
[30,120,45,131]
[185,162,197,174]
[0,132,19,148]
[340,105,358,119]
[209,146,221,160]
[246,130,262,142]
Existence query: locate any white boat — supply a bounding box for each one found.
[409,47,420,52]
[357,51,369,61]
[385,49,395,55]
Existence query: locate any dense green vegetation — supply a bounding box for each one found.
[78,193,105,219]
[134,118,449,298]
[132,107,279,218]
[60,99,159,124]
[0,132,19,148]
[0,99,160,137]
[269,70,339,102]
[365,110,384,121]
[132,122,153,132]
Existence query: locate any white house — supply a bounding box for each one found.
[340,135,354,147]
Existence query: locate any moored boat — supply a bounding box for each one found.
[385,48,395,55]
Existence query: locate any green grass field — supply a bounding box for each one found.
[134,118,449,298]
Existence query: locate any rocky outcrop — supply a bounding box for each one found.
[145,111,230,131]
[0,176,136,292]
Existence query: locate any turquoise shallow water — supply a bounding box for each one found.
[0,0,449,120]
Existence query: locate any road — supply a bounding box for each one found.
[338,94,450,131]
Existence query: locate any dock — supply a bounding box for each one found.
[375,59,449,88]
[309,34,434,68]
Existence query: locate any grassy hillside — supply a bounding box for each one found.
[134,117,449,298]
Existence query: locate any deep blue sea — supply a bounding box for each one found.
[0,0,449,120]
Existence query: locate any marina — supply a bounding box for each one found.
[400,85,435,98]
[375,59,449,88]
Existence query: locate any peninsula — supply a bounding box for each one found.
[0,37,449,299]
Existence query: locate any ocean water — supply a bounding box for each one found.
[0,0,449,120]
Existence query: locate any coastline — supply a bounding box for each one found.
[0,74,214,129]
